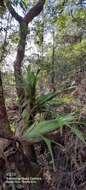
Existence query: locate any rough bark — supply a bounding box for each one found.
[24,0,45,23]
[0,71,12,137]
[14,22,28,107]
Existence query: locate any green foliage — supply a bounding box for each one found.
[35,86,76,112]
[72,8,86,28]
[22,66,40,125]
[35,21,44,46]
[23,114,75,140]
[13,0,29,9]
[23,0,29,7]
[23,68,76,123]
[57,15,67,30]
[0,6,6,17]
[23,113,86,143]
[60,95,76,104]
[24,66,39,98]
[10,32,19,44]
[24,120,59,139]
[23,66,60,116]
[24,114,86,169]
[35,92,57,112]
[70,126,86,144]
[55,39,86,61]
[41,136,56,171]
[1,0,86,172]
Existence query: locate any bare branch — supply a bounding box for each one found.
[5,0,23,23]
[5,0,45,24]
[24,0,45,23]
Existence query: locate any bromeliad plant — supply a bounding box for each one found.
[24,114,86,143]
[22,66,86,170]
[23,114,86,170]
[23,65,76,126]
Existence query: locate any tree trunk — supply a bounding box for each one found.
[14,22,28,106]
[14,22,28,137]
[0,71,12,137]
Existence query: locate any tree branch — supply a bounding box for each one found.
[24,0,45,23]
[5,0,23,23]
[5,0,45,24]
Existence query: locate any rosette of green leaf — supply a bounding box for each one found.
[23,114,75,140]
[23,115,86,170]
[23,71,76,114]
